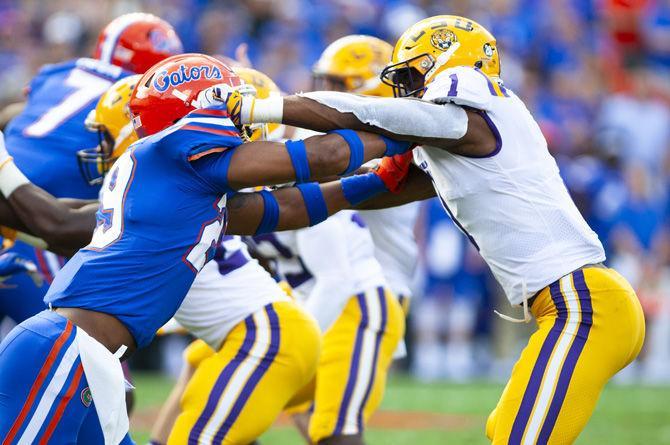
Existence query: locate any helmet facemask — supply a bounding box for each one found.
[78,121,116,186]
[380,54,434,97]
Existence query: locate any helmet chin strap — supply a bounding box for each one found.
[425,41,461,84]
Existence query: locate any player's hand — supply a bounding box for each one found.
[194,84,254,128]
[0,130,12,168]
[0,252,43,287]
[373,151,415,193]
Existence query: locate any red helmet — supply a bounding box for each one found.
[129,53,242,137]
[94,13,183,74]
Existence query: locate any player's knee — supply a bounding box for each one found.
[485,407,497,441]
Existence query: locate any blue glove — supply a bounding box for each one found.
[0,252,44,287]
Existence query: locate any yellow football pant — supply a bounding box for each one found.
[168,301,321,445]
[486,266,645,444]
[308,287,405,443]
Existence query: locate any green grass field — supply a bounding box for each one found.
[130,373,670,444]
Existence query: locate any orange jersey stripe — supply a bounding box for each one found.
[3,321,74,445]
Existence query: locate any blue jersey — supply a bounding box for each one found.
[45,106,243,347]
[4,58,132,199]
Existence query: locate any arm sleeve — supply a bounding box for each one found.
[189,149,236,194]
[296,217,356,331]
[298,91,468,140]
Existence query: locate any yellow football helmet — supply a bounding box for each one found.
[380,15,499,97]
[313,35,393,97]
[234,67,284,141]
[79,75,141,185]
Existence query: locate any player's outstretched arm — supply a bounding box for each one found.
[354,165,436,210]
[227,151,426,234]
[0,131,95,256]
[224,130,410,190]
[226,91,496,156]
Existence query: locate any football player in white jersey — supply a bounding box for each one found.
[224,15,646,445]
[311,34,420,324]
[247,209,404,445]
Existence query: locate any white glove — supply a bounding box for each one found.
[0,130,12,168]
[192,83,256,110]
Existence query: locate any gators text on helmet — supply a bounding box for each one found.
[128,53,243,138]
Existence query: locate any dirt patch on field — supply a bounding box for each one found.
[131,408,478,431]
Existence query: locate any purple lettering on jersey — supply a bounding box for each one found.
[350,213,367,228]
[448,73,458,97]
[153,64,223,92]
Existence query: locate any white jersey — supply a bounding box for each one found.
[359,203,420,298]
[175,235,289,349]
[247,211,388,330]
[415,67,605,305]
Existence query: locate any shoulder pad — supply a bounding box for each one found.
[152,105,244,161]
[423,67,509,110]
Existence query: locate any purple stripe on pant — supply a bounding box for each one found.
[356,287,388,431]
[188,316,257,444]
[537,271,593,443]
[213,304,281,442]
[333,292,368,436]
[508,280,567,443]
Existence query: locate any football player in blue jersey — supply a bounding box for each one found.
[0,53,414,443]
[0,12,183,334]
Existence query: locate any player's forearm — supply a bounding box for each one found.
[7,185,96,253]
[226,131,408,190]
[246,94,470,149]
[226,172,389,235]
[354,167,436,210]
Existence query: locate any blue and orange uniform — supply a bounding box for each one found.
[0,57,131,324]
[0,106,244,442]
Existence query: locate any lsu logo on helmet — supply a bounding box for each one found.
[430,29,458,51]
[153,64,224,92]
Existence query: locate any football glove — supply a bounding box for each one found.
[373,151,415,193]
[0,252,43,287]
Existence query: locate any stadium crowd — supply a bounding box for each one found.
[1,0,669,382]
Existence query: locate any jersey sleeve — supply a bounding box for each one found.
[154,104,244,193]
[423,66,509,111]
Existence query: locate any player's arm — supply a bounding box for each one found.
[227,91,496,156]
[5,185,97,255]
[0,131,96,255]
[354,165,436,210]
[226,151,418,234]
[224,130,410,190]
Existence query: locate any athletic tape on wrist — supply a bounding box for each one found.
[0,160,30,197]
[285,140,311,183]
[340,172,387,206]
[255,190,280,235]
[244,96,283,124]
[381,135,412,156]
[328,129,364,175]
[297,183,328,226]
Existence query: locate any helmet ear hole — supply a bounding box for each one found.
[475,61,483,69]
